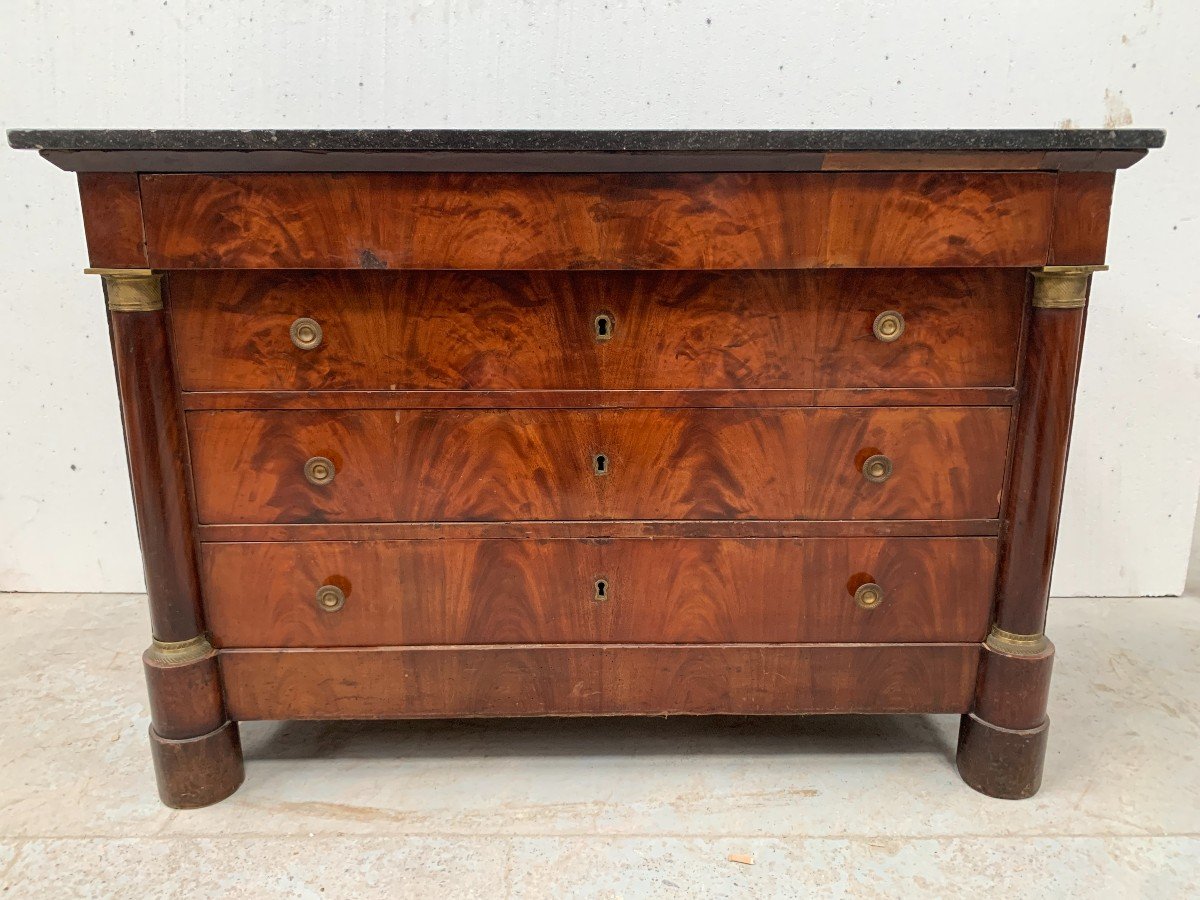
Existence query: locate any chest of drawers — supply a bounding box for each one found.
[9,128,1162,807]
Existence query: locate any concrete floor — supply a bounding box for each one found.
[0,592,1197,898]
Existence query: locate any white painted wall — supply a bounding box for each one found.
[1,0,1197,596]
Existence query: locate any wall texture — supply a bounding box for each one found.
[1,0,1197,596]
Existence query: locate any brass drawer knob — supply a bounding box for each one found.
[315,584,346,612]
[304,456,336,486]
[872,310,905,343]
[290,317,323,350]
[854,582,884,610]
[862,454,893,483]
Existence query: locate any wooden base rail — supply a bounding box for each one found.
[218,643,980,720]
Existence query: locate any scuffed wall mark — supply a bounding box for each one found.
[1104,89,1133,127]
[1058,118,1076,129]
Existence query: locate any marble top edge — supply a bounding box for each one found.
[6,128,1166,153]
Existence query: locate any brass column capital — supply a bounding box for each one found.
[985,625,1050,657]
[1029,265,1108,310]
[85,268,163,312]
[145,634,214,666]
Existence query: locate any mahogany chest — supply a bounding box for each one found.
[8,128,1163,806]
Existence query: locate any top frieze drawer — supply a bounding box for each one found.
[138,171,1055,270]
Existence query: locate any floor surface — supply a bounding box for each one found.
[0,592,1197,898]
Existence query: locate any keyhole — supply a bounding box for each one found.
[594,312,614,342]
[594,578,609,602]
[593,453,608,475]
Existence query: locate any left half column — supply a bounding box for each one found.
[81,172,242,808]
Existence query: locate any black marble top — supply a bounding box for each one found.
[6,128,1166,153]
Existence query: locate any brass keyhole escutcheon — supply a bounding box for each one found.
[872,310,905,343]
[315,584,346,612]
[290,316,324,350]
[593,453,609,476]
[304,456,336,486]
[594,578,609,602]
[594,312,615,342]
[862,454,893,484]
[854,582,884,610]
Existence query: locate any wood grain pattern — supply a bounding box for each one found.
[972,641,1055,732]
[167,269,1024,392]
[1047,172,1115,265]
[993,307,1087,636]
[186,406,1010,524]
[142,649,227,740]
[180,387,1018,411]
[956,712,1049,800]
[140,172,1055,269]
[812,388,1017,408]
[218,643,980,720]
[109,310,207,641]
[201,537,997,647]
[148,720,244,809]
[78,172,146,267]
[42,132,1151,803]
[197,519,1002,543]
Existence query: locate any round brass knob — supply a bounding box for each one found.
[854,582,884,610]
[304,456,336,486]
[872,310,905,343]
[315,584,346,612]
[290,317,323,350]
[862,454,893,484]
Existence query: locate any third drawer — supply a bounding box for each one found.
[186,406,1011,524]
[201,536,997,647]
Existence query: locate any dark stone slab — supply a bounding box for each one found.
[5,128,1167,153]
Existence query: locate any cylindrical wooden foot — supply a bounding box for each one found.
[956,712,1049,800]
[958,637,1054,799]
[142,637,242,807]
[149,720,244,809]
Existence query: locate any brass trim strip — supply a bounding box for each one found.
[1029,265,1108,309]
[145,634,214,666]
[85,268,163,312]
[985,625,1049,656]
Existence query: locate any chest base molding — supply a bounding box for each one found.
[219,643,980,721]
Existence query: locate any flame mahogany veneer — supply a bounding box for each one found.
[186,406,1011,524]
[201,537,999,647]
[15,127,1160,806]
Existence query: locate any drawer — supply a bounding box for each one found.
[140,171,1054,269]
[186,406,1010,524]
[168,269,1024,392]
[201,537,997,647]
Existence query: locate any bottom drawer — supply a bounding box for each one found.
[201,537,996,647]
[220,644,980,719]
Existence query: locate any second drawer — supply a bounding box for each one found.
[168,268,1025,392]
[187,406,1010,524]
[201,537,997,647]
